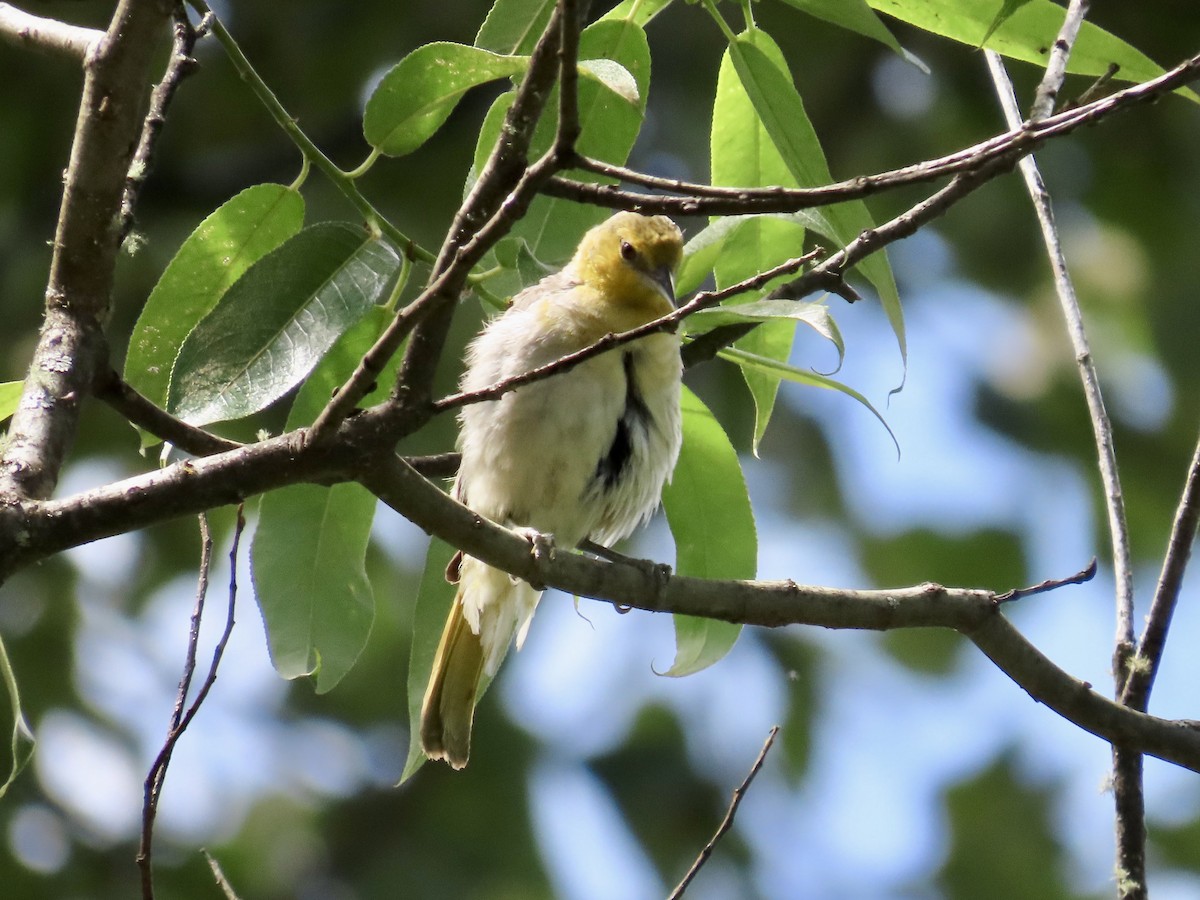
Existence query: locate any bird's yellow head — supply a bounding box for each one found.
[571,212,684,321]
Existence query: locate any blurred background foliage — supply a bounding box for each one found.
[2,1,1200,898]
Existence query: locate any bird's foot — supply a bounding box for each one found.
[515,527,555,590]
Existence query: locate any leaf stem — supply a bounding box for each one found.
[184,0,434,266]
[701,0,738,42]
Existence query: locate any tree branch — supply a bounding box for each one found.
[433,251,820,413]
[93,366,242,456]
[0,4,102,61]
[0,0,173,501]
[358,456,1200,774]
[1030,0,1090,121]
[1122,431,1200,709]
[543,49,1200,217]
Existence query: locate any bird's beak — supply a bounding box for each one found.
[651,265,676,306]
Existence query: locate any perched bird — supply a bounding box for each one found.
[420,211,685,769]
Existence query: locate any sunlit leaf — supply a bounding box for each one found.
[0,382,21,425]
[688,297,845,368]
[869,0,1198,101]
[578,58,640,106]
[251,309,400,694]
[980,0,1033,46]
[660,387,755,677]
[777,0,926,70]
[125,183,304,443]
[364,43,530,157]
[475,0,555,55]
[601,0,674,27]
[167,223,400,427]
[727,30,905,364]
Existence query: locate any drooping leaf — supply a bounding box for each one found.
[167,223,400,427]
[253,483,376,693]
[401,537,459,783]
[660,387,756,677]
[777,0,926,70]
[476,0,555,55]
[720,346,898,455]
[0,382,21,424]
[364,43,530,157]
[711,44,809,455]
[727,30,905,364]
[250,308,400,694]
[688,297,845,366]
[125,183,304,441]
[869,0,1198,101]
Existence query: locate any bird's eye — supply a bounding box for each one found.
[619,240,637,261]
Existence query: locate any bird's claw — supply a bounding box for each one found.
[516,527,555,590]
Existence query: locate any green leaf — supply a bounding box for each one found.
[167,223,400,428]
[678,211,836,297]
[0,382,21,425]
[869,0,1198,100]
[125,184,304,441]
[719,218,808,455]
[476,0,555,55]
[727,30,905,364]
[250,309,399,694]
[0,632,34,799]
[660,387,755,677]
[364,43,530,157]
[720,346,899,454]
[711,43,810,455]
[980,0,1032,46]
[688,297,845,365]
[401,537,459,783]
[601,0,674,27]
[777,0,925,70]
[253,483,376,692]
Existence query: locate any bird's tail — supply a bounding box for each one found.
[420,557,540,769]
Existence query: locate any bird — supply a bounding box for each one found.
[420,211,685,769]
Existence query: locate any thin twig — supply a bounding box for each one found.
[138,513,214,899]
[667,727,779,900]
[120,4,205,243]
[984,52,1135,662]
[0,3,102,61]
[994,557,1097,604]
[1122,432,1200,709]
[137,507,243,900]
[1030,0,1090,120]
[544,50,1200,217]
[987,46,1146,900]
[94,367,242,456]
[433,251,821,413]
